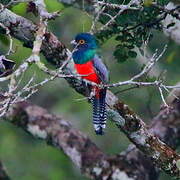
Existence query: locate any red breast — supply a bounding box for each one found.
[74,61,100,84]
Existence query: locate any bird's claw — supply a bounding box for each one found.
[89,88,96,99]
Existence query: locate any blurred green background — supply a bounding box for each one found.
[0,0,180,179]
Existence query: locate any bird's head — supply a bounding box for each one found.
[71,33,98,64]
[71,33,98,50]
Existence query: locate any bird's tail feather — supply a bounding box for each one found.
[92,88,107,135]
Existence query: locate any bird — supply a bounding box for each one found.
[71,33,109,135]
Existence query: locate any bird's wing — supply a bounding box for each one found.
[92,54,109,83]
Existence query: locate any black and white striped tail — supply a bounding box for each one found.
[92,88,107,135]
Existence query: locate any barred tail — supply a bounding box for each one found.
[92,88,107,135]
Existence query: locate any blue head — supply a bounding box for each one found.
[71,33,98,64]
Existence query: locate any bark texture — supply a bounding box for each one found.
[0,4,180,180]
[4,89,180,179]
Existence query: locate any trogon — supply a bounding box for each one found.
[71,33,109,135]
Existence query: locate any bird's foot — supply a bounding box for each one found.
[89,88,96,99]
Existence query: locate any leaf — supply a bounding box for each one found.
[96,0,169,62]
[11,2,27,16]
[144,0,153,7]
[166,51,176,63]
[157,0,169,6]
[167,22,176,29]
[127,45,134,49]
[177,160,180,170]
[128,51,137,58]
[113,48,128,63]
[0,34,9,46]
[146,76,156,82]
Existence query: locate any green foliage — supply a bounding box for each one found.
[45,0,64,12]
[166,51,176,63]
[96,0,170,63]
[0,0,11,5]
[0,1,179,180]
[166,22,176,29]
[11,3,27,16]
[0,34,9,46]
[145,76,157,82]
[144,0,153,7]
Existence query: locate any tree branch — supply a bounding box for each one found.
[33,0,60,20]
[0,6,180,178]
[58,0,180,44]
[0,161,10,180]
[162,2,180,44]
[5,101,140,180]
[5,86,180,179]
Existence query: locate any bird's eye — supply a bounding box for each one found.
[79,39,85,44]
